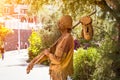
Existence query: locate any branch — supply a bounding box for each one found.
[98,0,120,22]
[105,0,120,13]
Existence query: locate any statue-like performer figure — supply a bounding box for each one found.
[26,15,74,80]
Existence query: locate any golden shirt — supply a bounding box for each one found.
[48,33,74,80]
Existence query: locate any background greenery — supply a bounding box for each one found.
[72,47,101,80]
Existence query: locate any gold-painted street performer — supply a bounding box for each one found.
[26,15,74,80]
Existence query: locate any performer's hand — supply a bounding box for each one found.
[26,63,34,74]
[44,49,50,57]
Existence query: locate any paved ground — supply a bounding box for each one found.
[0,49,50,80]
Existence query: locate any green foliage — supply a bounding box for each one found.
[26,0,97,20]
[92,39,114,80]
[91,38,120,80]
[72,47,101,80]
[38,27,60,49]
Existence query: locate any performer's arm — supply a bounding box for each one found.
[44,35,72,64]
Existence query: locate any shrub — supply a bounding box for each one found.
[28,31,42,61]
[72,47,101,80]
[91,39,118,80]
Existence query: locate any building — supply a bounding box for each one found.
[4,29,32,51]
[0,4,38,51]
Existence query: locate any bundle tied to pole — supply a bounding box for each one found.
[80,16,93,41]
[72,10,96,41]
